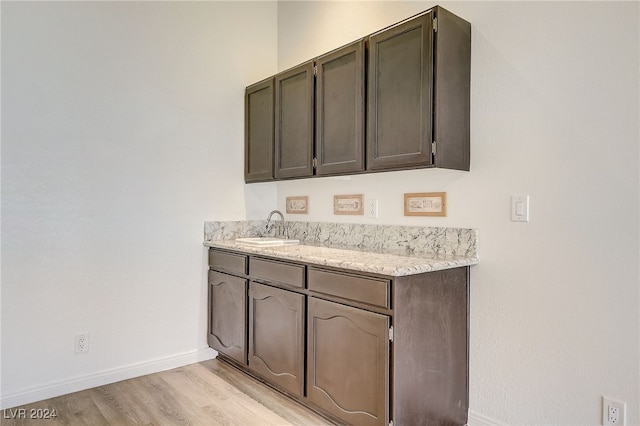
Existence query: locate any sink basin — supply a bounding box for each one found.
[235,237,300,246]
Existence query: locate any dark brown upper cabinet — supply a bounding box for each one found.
[315,39,366,176]
[275,61,315,179]
[367,7,471,172]
[244,6,470,183]
[244,78,274,182]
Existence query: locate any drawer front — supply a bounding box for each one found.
[250,258,305,288]
[209,249,247,275]
[308,268,390,308]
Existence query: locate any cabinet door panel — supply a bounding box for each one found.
[316,40,365,175]
[245,78,274,182]
[307,297,389,426]
[249,283,305,397]
[208,271,247,365]
[367,12,434,170]
[275,62,314,179]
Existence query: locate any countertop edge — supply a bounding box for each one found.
[204,241,478,277]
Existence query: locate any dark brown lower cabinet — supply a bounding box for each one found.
[208,248,470,426]
[207,270,247,365]
[248,282,305,398]
[307,297,389,426]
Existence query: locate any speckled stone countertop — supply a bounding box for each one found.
[203,221,478,277]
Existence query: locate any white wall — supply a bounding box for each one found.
[2,2,638,424]
[1,1,277,408]
[273,2,640,425]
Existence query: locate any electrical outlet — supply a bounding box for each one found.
[603,396,626,425]
[74,333,89,354]
[367,199,378,218]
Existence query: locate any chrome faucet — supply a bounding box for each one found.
[265,210,287,238]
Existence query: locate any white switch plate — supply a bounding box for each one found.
[511,195,530,222]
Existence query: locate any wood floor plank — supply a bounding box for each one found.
[0,392,107,426]
[89,379,155,425]
[150,368,252,426]
[159,366,248,425]
[198,360,332,426]
[166,364,299,425]
[51,391,110,425]
[1,358,331,426]
[126,372,199,425]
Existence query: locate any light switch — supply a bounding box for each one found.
[511,195,530,222]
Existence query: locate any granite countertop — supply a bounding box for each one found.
[204,239,478,277]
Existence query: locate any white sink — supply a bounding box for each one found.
[235,237,300,246]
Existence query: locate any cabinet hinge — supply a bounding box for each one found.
[389,326,394,342]
[431,141,437,156]
[389,421,394,426]
[313,157,317,168]
[313,64,318,76]
[433,17,438,32]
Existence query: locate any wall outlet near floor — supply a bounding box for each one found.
[74,332,89,354]
[366,199,379,218]
[602,396,626,425]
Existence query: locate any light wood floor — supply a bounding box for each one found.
[1,358,332,426]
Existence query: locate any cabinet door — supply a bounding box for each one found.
[432,6,471,171]
[245,78,274,182]
[367,12,434,171]
[307,297,389,426]
[275,61,314,179]
[208,271,247,365]
[249,282,305,398]
[315,40,365,175]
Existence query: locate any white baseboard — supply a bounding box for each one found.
[0,347,216,410]
[468,409,509,426]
